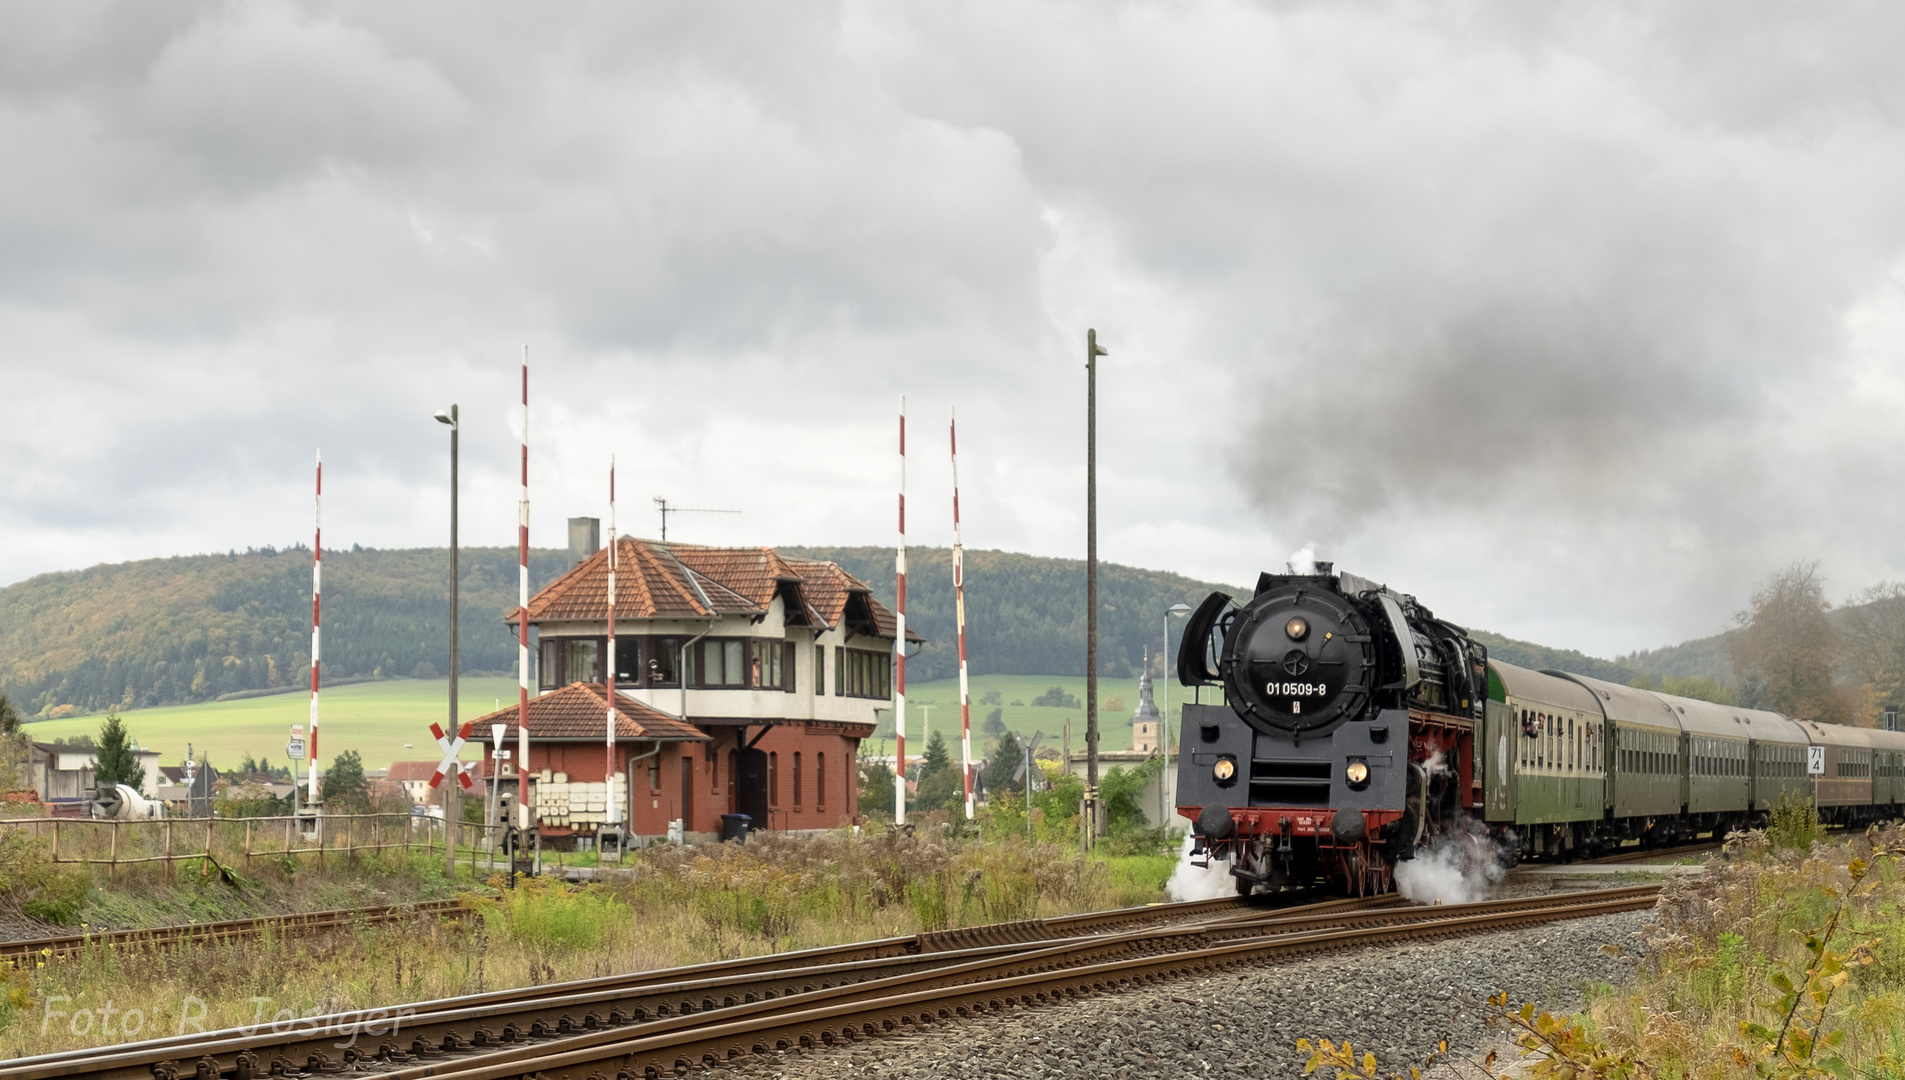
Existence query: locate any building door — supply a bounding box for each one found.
[736,748,769,825]
[681,756,694,831]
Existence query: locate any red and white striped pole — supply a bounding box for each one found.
[952,408,972,820]
[894,397,907,825]
[605,456,618,825]
[517,351,532,834]
[308,449,322,805]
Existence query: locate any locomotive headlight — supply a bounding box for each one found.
[1285,616,1309,641]
[1212,758,1237,782]
[1344,758,1370,789]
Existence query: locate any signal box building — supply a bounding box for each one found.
[474,539,915,845]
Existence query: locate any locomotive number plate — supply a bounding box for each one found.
[1267,682,1329,697]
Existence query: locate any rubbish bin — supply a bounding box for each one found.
[719,813,752,843]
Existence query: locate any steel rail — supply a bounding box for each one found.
[0,893,1391,1080]
[1585,842,1721,865]
[0,898,469,962]
[365,887,1661,1080]
[15,888,1653,1080]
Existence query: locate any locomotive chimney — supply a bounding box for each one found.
[1314,561,1334,575]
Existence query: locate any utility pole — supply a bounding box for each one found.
[1085,329,1107,840]
[435,404,460,878]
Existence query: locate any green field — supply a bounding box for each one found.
[18,671,1207,773]
[879,672,1209,756]
[20,678,516,773]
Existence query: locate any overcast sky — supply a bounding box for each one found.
[7,1,1905,660]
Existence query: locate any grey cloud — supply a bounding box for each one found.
[6,1,1905,659]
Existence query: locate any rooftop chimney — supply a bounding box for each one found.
[568,517,600,565]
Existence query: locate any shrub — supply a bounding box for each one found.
[1031,686,1081,709]
[1767,787,1824,851]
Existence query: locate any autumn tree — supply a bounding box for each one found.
[1838,581,1905,725]
[1729,562,1851,723]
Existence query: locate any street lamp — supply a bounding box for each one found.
[435,405,459,878]
[1162,602,1192,829]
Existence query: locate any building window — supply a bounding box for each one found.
[565,639,600,685]
[750,640,784,689]
[816,752,826,809]
[691,639,748,687]
[768,751,779,807]
[540,638,605,689]
[815,645,827,695]
[793,751,802,808]
[839,649,893,699]
[648,637,681,686]
[613,638,641,685]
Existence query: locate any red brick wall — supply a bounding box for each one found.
[526,722,863,836]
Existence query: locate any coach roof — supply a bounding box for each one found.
[1489,660,1603,716]
[1543,671,1679,731]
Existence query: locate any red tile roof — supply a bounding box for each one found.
[466,683,708,742]
[387,761,443,783]
[514,540,916,640]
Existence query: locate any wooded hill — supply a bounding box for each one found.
[5,540,1837,720]
[0,546,576,718]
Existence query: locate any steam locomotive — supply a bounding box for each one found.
[1174,564,1905,895]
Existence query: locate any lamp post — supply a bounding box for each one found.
[1162,602,1192,831]
[1085,329,1107,841]
[434,405,460,878]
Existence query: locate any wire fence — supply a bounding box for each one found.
[0,813,512,880]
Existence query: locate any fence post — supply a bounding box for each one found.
[50,819,59,864]
[205,817,214,870]
[285,816,293,861]
[164,819,173,884]
[244,820,253,871]
[109,821,118,879]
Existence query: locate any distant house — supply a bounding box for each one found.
[487,538,918,844]
[388,761,456,805]
[29,743,163,814]
[1063,666,1179,829]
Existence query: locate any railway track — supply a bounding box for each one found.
[13,885,1658,1080]
[1586,841,1722,865]
[0,898,469,963]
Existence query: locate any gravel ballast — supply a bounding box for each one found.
[696,909,1647,1080]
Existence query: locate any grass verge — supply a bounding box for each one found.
[2,824,1174,1056]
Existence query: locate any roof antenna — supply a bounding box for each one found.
[652,496,739,542]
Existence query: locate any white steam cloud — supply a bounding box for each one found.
[1166,834,1237,902]
[1287,543,1318,576]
